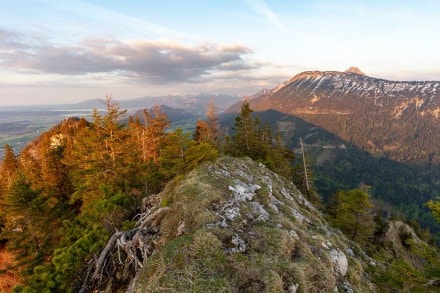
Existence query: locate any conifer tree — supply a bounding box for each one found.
[0,144,18,194]
[194,119,210,143]
[194,99,219,146]
[1,174,57,273]
[206,98,219,143]
[160,129,218,179]
[225,101,295,177]
[230,100,257,156]
[296,138,320,204]
[0,144,19,235]
[65,96,139,212]
[328,189,376,246]
[427,200,440,223]
[139,105,169,163]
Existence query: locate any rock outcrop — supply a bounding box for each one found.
[126,157,377,292]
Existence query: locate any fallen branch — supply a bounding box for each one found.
[92,231,123,281]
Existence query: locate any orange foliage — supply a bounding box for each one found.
[0,245,21,292]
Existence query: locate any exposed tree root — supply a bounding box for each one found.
[79,197,171,292]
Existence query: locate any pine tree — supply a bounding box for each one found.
[194,119,210,143]
[0,145,19,235]
[224,101,296,177]
[139,105,169,163]
[1,174,56,273]
[427,200,440,223]
[160,128,218,180]
[194,99,219,146]
[65,96,139,212]
[0,144,18,194]
[328,189,376,246]
[230,100,258,156]
[206,98,219,143]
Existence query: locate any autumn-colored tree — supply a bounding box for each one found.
[139,105,169,163]
[65,96,141,211]
[206,98,219,143]
[0,145,18,194]
[194,99,219,146]
[194,119,210,143]
[0,144,19,237]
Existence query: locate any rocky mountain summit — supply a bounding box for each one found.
[124,156,376,292]
[228,68,440,164]
[77,156,439,292]
[345,67,366,76]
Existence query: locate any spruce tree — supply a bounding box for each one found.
[328,189,376,246]
[231,100,257,156]
[225,101,295,177]
[194,119,210,143]
[0,145,18,237]
[427,200,440,223]
[0,144,18,194]
[206,98,219,143]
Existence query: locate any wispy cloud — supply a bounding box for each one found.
[244,0,285,31]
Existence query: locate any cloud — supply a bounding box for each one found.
[0,30,258,84]
[244,0,285,31]
[0,29,29,50]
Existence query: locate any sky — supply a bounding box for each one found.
[1,0,440,106]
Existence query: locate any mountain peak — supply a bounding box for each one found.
[345,67,366,76]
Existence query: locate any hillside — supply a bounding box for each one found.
[1,99,439,292]
[130,105,196,124]
[77,156,439,292]
[130,156,377,292]
[222,69,440,239]
[0,93,241,159]
[227,68,440,165]
[219,109,440,236]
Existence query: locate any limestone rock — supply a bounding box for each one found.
[329,249,348,277]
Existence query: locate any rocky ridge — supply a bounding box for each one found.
[122,157,377,292]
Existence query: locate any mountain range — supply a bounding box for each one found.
[2,93,241,114]
[222,68,440,238]
[226,67,440,166]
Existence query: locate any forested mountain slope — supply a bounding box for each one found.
[223,68,440,241]
[219,110,440,236]
[227,68,440,165]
